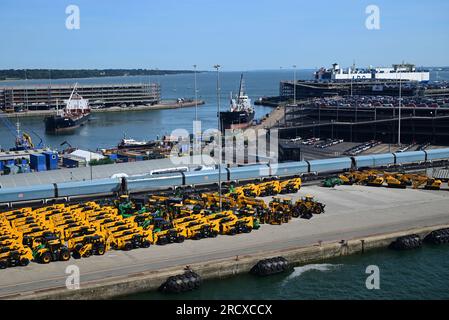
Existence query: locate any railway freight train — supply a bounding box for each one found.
[1,148,449,205]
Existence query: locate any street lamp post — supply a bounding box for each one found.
[90,151,93,180]
[214,64,222,212]
[398,68,403,146]
[293,65,297,106]
[193,65,198,122]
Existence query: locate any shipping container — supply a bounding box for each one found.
[29,154,47,171]
[43,151,59,170]
[62,157,81,168]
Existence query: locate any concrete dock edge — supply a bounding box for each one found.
[7,223,449,300]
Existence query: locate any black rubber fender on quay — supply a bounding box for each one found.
[424,228,449,245]
[389,234,422,250]
[159,271,202,293]
[250,256,290,276]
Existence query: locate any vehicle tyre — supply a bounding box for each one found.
[176,236,185,243]
[96,245,106,255]
[123,242,133,251]
[40,252,52,264]
[19,258,30,266]
[72,252,81,259]
[141,241,151,248]
[59,249,71,261]
[0,261,7,269]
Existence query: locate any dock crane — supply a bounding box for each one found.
[0,115,43,150]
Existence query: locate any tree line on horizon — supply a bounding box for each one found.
[0,69,197,80]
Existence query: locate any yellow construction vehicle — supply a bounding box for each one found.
[384,173,407,189]
[152,227,187,245]
[412,176,442,190]
[242,184,261,197]
[31,235,71,264]
[185,223,219,239]
[294,195,325,218]
[219,216,254,235]
[280,178,302,194]
[258,180,281,197]
[63,226,101,241]
[68,234,108,259]
[269,197,293,223]
[361,172,385,187]
[107,230,152,251]
[172,214,204,227]
[0,247,33,269]
[338,172,356,185]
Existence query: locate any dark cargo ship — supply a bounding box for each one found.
[220,74,255,131]
[45,84,91,133]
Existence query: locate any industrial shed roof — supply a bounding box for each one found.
[0,156,206,188]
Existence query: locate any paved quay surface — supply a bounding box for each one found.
[1,185,449,298]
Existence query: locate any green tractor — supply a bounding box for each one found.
[322,177,343,188]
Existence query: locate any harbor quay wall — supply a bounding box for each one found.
[0,100,205,118]
[13,223,449,300]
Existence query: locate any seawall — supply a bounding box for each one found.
[0,100,205,118]
[10,223,449,300]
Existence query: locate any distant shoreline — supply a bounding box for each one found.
[0,69,206,82]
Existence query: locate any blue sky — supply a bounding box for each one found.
[0,0,448,70]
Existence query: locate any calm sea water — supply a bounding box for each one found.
[123,244,449,300]
[0,70,313,151]
[2,69,447,151]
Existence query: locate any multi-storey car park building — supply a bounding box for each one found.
[280,97,449,145]
[0,83,160,112]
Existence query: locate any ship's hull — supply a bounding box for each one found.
[45,113,91,133]
[220,110,255,130]
[117,142,157,150]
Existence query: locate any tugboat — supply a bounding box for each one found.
[117,135,156,150]
[219,74,255,131]
[44,84,91,133]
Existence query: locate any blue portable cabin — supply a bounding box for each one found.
[127,173,184,193]
[393,151,426,165]
[0,184,55,203]
[425,148,449,161]
[43,151,59,170]
[308,157,352,174]
[29,154,47,172]
[56,178,121,197]
[272,161,309,178]
[183,169,228,187]
[228,164,270,182]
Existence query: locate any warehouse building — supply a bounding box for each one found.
[0,83,160,112]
